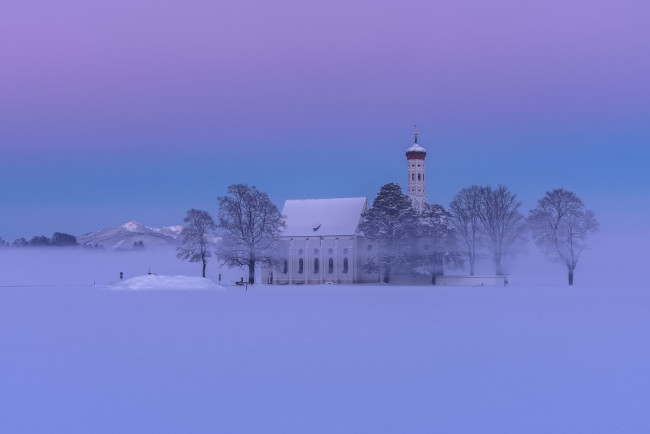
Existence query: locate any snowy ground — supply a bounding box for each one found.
[1,282,648,433]
[1,248,648,433]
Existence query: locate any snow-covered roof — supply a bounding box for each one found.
[406,143,427,154]
[281,197,369,237]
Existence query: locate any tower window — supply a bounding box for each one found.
[343,257,349,273]
[412,173,415,181]
[313,258,319,274]
[418,173,421,181]
[282,259,288,274]
[298,249,303,255]
[313,248,318,255]
[328,248,333,254]
[328,258,334,273]
[298,258,304,274]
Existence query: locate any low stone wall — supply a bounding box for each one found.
[435,275,508,287]
[271,274,508,286]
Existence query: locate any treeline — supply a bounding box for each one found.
[0,232,81,248]
[176,184,284,282]
[174,182,598,286]
[361,183,598,286]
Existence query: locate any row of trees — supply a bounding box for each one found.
[2,232,80,247]
[362,183,598,285]
[177,182,598,286]
[177,184,285,282]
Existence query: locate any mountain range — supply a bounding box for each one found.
[78,220,184,250]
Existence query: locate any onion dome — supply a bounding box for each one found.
[406,131,426,159]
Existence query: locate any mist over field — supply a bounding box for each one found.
[0,224,644,288]
[0,247,246,287]
[1,226,647,433]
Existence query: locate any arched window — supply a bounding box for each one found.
[328,248,333,254]
[328,258,334,273]
[298,258,304,274]
[418,173,421,181]
[282,259,288,274]
[343,257,349,273]
[313,248,318,255]
[313,258,319,274]
[412,173,415,181]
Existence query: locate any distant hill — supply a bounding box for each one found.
[78,220,184,250]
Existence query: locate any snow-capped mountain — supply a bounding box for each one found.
[78,220,184,250]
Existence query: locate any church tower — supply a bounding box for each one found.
[406,128,428,211]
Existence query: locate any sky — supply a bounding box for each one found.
[1,0,649,243]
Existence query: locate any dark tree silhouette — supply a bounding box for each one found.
[51,232,78,246]
[13,237,28,247]
[29,235,51,246]
[528,188,599,286]
[176,209,217,278]
[217,184,285,285]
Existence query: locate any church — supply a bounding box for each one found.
[267,131,428,285]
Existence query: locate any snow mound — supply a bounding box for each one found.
[117,274,223,290]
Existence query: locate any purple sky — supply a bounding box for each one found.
[1,0,648,241]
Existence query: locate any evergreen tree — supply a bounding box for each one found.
[359,183,419,283]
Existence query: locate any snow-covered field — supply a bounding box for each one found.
[1,248,648,433]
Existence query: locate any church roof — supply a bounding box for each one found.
[281,197,369,237]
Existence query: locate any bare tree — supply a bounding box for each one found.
[176,209,217,278]
[449,185,484,275]
[528,188,599,285]
[419,203,463,283]
[479,185,527,275]
[216,184,285,285]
